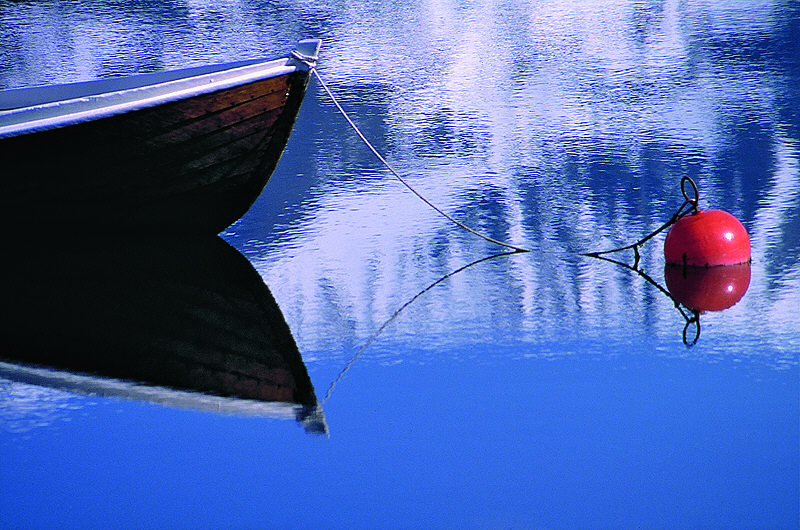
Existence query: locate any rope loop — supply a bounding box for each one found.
[292,51,318,64]
[682,312,701,346]
[681,176,699,212]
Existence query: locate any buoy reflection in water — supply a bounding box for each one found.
[664,263,752,313]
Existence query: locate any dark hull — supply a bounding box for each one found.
[0,69,310,236]
[0,237,325,433]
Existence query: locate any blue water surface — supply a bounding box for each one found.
[1,1,798,528]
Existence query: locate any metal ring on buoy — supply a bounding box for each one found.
[680,176,699,211]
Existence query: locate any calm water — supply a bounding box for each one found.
[2,1,799,528]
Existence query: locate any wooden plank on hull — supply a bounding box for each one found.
[140,81,290,146]
[139,104,285,174]
[125,75,292,135]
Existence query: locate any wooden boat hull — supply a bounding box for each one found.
[0,41,319,236]
[0,236,326,433]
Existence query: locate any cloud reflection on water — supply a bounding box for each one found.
[1,0,797,364]
[221,0,799,363]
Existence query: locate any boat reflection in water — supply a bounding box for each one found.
[0,236,326,434]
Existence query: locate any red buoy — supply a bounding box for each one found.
[664,263,751,312]
[664,209,750,267]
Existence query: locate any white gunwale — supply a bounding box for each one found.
[0,57,297,138]
[0,360,302,419]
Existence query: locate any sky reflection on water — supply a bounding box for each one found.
[1,0,798,527]
[217,0,799,365]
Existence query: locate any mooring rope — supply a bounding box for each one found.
[582,176,700,267]
[320,250,518,405]
[308,67,529,254]
[582,176,703,346]
[586,251,701,346]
